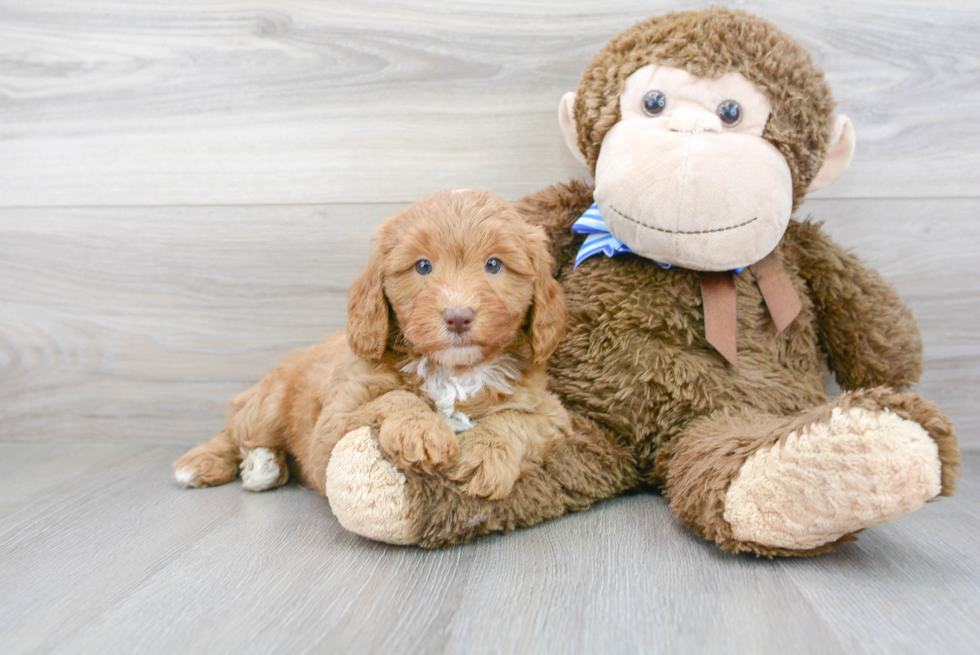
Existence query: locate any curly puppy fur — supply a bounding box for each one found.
[175,189,570,500]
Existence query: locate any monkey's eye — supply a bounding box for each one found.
[717,100,742,127]
[484,258,503,274]
[642,90,667,117]
[415,259,433,275]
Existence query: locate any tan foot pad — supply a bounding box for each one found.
[326,426,419,545]
[723,407,942,550]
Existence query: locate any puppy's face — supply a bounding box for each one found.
[384,194,536,367]
[348,190,565,368]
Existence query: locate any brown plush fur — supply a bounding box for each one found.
[175,190,570,500]
[408,413,638,548]
[400,181,959,552]
[373,7,960,553]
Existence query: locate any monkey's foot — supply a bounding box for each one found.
[723,406,943,551]
[326,426,420,545]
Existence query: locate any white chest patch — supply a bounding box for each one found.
[401,355,520,432]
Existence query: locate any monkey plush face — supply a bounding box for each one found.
[558,9,856,272]
[592,65,790,271]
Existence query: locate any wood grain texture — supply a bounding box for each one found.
[0,443,977,654]
[1,198,977,447]
[0,203,389,443]
[1,4,977,653]
[0,0,978,206]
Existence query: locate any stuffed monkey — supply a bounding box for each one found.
[325,7,960,556]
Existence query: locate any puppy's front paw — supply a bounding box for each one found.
[378,412,459,471]
[449,442,521,500]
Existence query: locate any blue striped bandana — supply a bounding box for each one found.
[571,203,743,274]
[572,203,635,269]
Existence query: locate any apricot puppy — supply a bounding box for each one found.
[174,189,570,500]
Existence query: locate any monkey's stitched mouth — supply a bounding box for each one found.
[609,205,758,235]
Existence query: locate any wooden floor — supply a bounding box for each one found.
[1,444,978,654]
[2,1,979,653]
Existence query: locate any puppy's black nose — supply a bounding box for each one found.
[443,307,475,334]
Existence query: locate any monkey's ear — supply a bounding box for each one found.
[808,115,856,193]
[347,244,389,361]
[559,92,588,166]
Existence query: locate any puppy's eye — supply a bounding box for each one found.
[484,258,503,274]
[415,260,433,275]
[717,100,742,127]
[642,90,667,117]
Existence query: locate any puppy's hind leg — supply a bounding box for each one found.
[235,383,291,493]
[175,428,241,488]
[175,382,287,491]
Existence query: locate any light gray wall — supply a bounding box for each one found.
[1,0,977,446]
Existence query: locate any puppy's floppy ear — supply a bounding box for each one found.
[347,239,390,361]
[526,223,567,366]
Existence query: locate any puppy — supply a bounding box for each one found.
[174,189,570,500]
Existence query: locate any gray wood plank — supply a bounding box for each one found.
[0,443,244,652]
[0,0,977,207]
[779,458,980,654]
[0,441,157,521]
[443,498,848,655]
[0,443,976,654]
[0,203,393,443]
[2,198,976,447]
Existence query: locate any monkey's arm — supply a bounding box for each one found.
[514,180,595,267]
[781,219,923,390]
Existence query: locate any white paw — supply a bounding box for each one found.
[174,467,201,488]
[325,426,419,545]
[240,447,285,492]
[724,407,942,550]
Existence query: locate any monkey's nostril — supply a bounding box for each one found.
[443,307,476,334]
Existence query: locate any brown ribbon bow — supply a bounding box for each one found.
[699,252,802,367]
